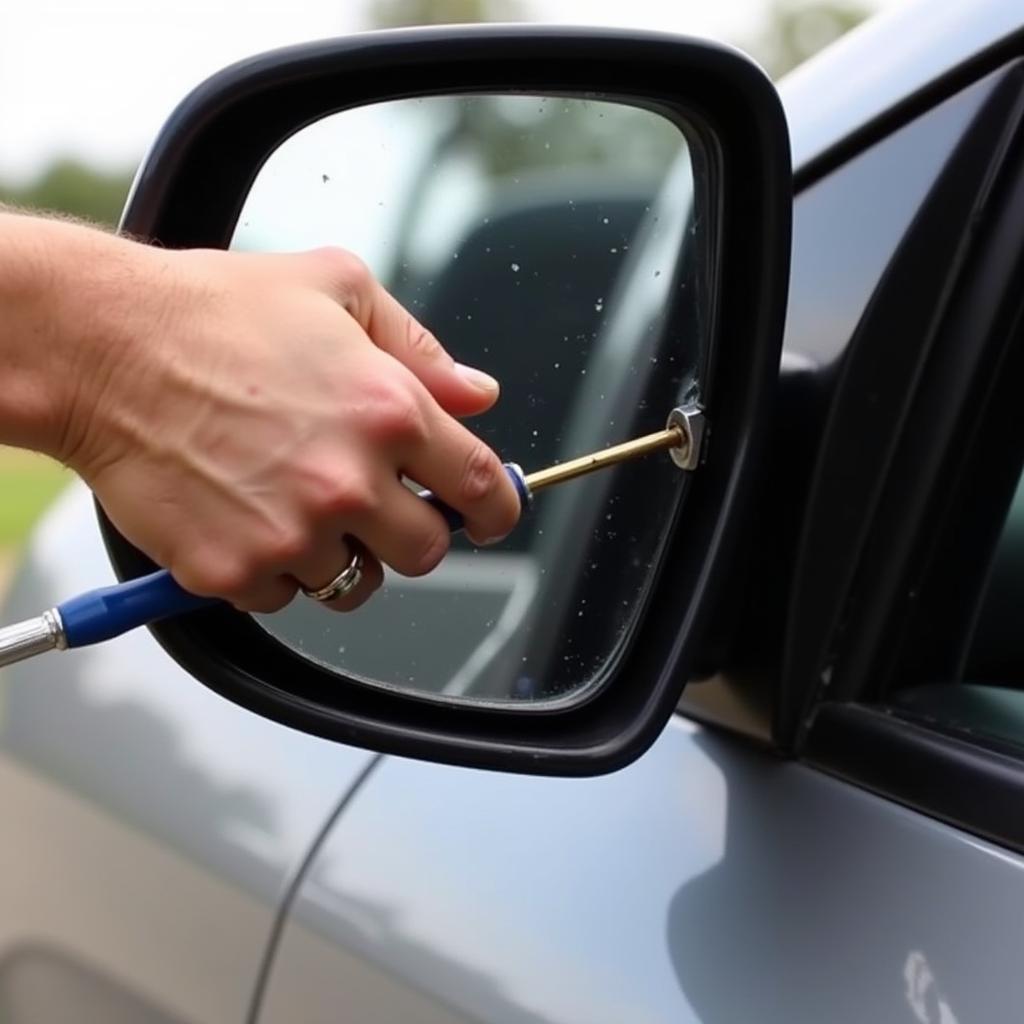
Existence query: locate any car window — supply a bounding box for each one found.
[781,76,988,365]
[965,472,1024,685]
[898,460,1024,755]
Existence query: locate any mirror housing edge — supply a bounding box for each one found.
[103,25,792,776]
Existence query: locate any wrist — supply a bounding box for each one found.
[0,213,169,470]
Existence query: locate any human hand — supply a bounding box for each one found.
[54,239,520,613]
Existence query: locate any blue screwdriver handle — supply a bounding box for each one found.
[56,463,531,650]
[414,462,531,532]
[58,569,217,648]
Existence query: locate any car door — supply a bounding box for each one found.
[249,50,1024,1024]
[0,491,378,1024]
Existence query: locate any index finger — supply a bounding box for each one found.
[308,248,500,419]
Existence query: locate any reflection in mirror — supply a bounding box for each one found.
[232,94,707,707]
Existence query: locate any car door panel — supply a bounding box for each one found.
[0,484,378,1023]
[257,716,1024,1024]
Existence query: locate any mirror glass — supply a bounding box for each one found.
[232,94,708,707]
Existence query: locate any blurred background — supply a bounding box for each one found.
[0,0,897,590]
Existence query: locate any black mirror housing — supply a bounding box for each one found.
[103,25,791,775]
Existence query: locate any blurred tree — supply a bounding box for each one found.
[365,0,675,177]
[0,158,134,227]
[366,0,526,28]
[747,0,871,79]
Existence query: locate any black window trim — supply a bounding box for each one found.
[806,704,1024,856]
[797,58,1024,854]
[683,48,1024,857]
[680,59,1024,751]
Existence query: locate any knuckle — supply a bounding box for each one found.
[313,247,372,305]
[309,473,379,521]
[364,389,428,448]
[459,441,502,505]
[175,552,251,600]
[255,524,307,569]
[407,525,451,578]
[405,318,443,361]
[296,458,378,521]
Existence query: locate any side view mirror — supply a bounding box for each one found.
[103,26,791,775]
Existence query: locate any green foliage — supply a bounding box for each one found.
[0,158,135,227]
[366,0,525,29]
[747,0,872,78]
[0,449,69,549]
[449,97,681,180]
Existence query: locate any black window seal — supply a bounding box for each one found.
[806,703,1024,856]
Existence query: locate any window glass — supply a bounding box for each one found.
[965,473,1024,684]
[781,78,986,365]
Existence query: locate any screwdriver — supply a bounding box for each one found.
[0,405,702,668]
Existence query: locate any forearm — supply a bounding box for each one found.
[0,212,148,461]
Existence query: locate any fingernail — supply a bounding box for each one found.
[455,362,499,392]
[466,530,507,547]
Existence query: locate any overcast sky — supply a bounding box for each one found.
[1,0,897,182]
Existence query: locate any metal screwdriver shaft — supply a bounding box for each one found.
[524,425,685,493]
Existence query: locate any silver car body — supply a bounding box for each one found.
[1,0,1022,1020]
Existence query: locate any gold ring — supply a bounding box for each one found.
[301,545,364,603]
